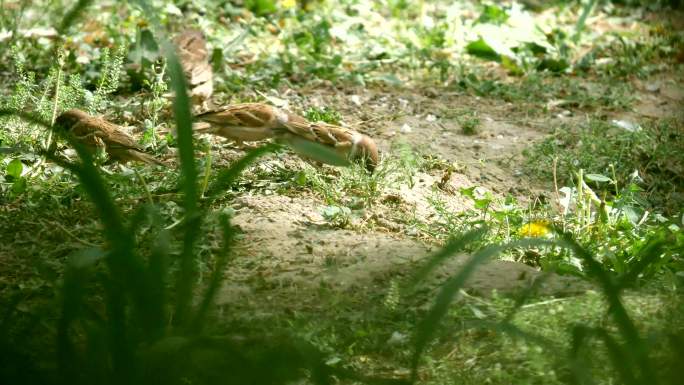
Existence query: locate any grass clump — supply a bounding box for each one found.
[524,118,684,214]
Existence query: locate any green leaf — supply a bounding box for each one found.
[245,0,277,16]
[459,186,476,198]
[585,173,612,183]
[411,242,501,380]
[501,55,522,75]
[537,58,570,73]
[474,198,491,210]
[295,171,307,186]
[477,4,509,25]
[466,38,501,62]
[129,29,160,64]
[622,206,642,225]
[11,178,27,195]
[206,144,280,201]
[6,158,23,179]
[372,73,403,86]
[407,227,488,288]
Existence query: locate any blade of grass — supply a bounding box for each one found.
[147,223,171,341]
[618,236,665,287]
[573,0,597,43]
[569,326,597,385]
[410,242,502,381]
[57,247,106,380]
[191,214,234,334]
[406,227,488,290]
[57,0,94,33]
[164,42,200,327]
[557,231,657,384]
[205,143,280,202]
[409,237,560,381]
[4,109,150,380]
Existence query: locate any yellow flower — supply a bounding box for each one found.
[518,221,551,237]
[280,0,296,9]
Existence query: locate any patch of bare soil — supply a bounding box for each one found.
[630,73,684,120]
[298,87,551,198]
[217,194,589,312]
[216,74,680,310]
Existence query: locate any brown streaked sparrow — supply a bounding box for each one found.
[193,102,309,145]
[194,103,379,172]
[274,120,379,172]
[56,109,163,165]
[173,29,213,110]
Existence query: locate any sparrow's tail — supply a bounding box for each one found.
[192,121,213,132]
[130,150,165,166]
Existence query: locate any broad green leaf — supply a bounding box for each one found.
[466,38,501,62]
[622,206,642,225]
[11,178,27,195]
[372,73,403,86]
[246,0,277,15]
[501,55,522,75]
[474,198,491,210]
[459,186,476,198]
[585,173,612,183]
[477,4,509,25]
[6,158,23,178]
[537,58,570,73]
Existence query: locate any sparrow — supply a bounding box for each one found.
[275,120,380,172]
[56,109,163,165]
[173,29,213,110]
[194,103,380,172]
[193,102,309,145]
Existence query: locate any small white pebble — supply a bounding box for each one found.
[400,123,413,133]
[611,119,641,132]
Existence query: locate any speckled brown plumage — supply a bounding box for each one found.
[194,103,379,171]
[174,29,213,110]
[56,109,162,165]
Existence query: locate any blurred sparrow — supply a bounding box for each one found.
[275,120,379,172]
[56,109,163,165]
[193,102,309,145]
[195,103,379,171]
[174,29,213,110]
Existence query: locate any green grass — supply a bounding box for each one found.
[1,1,683,384]
[523,117,684,214]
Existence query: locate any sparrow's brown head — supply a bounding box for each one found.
[350,134,379,172]
[55,109,90,131]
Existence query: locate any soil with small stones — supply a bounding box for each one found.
[211,75,684,311]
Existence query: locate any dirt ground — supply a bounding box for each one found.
[207,78,684,312]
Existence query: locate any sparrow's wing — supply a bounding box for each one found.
[69,120,107,149]
[79,116,143,151]
[277,120,379,171]
[111,148,164,165]
[279,121,355,147]
[174,29,213,104]
[175,30,209,69]
[196,103,282,128]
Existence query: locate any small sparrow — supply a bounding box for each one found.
[173,29,213,110]
[193,102,309,145]
[56,109,163,165]
[194,103,379,172]
[274,120,379,172]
